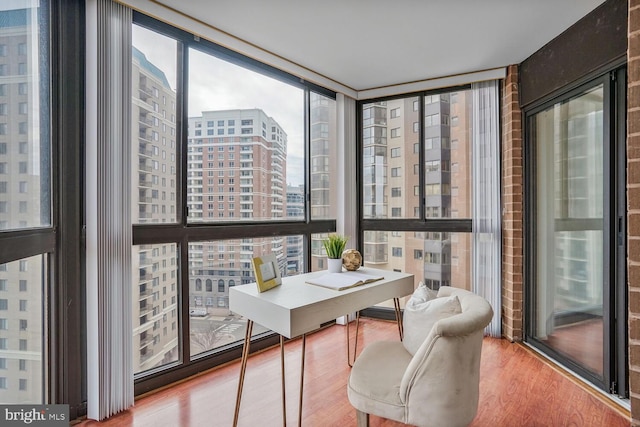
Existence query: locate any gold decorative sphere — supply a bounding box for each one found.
[341,249,362,271]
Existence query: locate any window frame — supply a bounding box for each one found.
[358,86,472,234]
[0,0,87,416]
[523,66,628,398]
[132,12,337,395]
[357,87,473,318]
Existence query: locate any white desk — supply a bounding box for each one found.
[229,267,414,426]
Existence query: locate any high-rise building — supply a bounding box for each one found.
[448,91,472,292]
[286,184,304,274]
[361,91,472,291]
[187,109,288,315]
[309,93,338,271]
[0,7,44,403]
[131,46,179,373]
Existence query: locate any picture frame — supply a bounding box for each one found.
[251,253,282,293]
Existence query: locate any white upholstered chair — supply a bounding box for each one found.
[347,287,493,427]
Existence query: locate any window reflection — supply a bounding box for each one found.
[186,48,304,223]
[0,4,50,230]
[133,244,179,374]
[533,85,604,376]
[188,237,303,357]
[361,90,473,221]
[0,255,43,403]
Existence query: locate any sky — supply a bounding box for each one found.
[132,25,306,186]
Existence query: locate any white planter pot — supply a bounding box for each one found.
[327,258,343,273]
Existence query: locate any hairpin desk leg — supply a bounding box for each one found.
[233,319,253,427]
[298,334,306,427]
[346,311,361,367]
[280,335,287,427]
[393,298,403,341]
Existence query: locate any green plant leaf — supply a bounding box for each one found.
[322,234,348,259]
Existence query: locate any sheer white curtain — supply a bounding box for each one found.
[337,93,358,243]
[86,0,133,420]
[335,93,357,325]
[471,80,501,337]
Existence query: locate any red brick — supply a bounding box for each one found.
[504,90,518,105]
[630,134,640,158]
[630,159,640,185]
[631,368,640,394]
[630,213,640,236]
[629,187,640,210]
[501,63,524,344]
[632,32,640,57]
[632,287,640,307]
[631,345,640,368]
[630,239,640,264]
[630,317,640,340]
[630,59,640,83]
[630,265,640,290]
[631,109,640,135]
[630,85,640,109]
[632,7,640,33]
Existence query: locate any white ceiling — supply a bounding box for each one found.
[155,0,606,92]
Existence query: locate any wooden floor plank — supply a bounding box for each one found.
[75,318,630,426]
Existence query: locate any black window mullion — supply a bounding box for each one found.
[131,11,339,394]
[614,66,628,398]
[0,230,56,265]
[51,0,85,418]
[179,234,190,369]
[304,89,312,270]
[361,218,472,233]
[177,37,191,370]
[177,41,187,225]
[304,90,311,224]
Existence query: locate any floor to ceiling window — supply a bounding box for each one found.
[0,1,51,405]
[526,68,627,397]
[131,13,338,393]
[131,24,179,376]
[359,89,475,306]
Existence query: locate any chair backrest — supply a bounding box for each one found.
[399,287,493,427]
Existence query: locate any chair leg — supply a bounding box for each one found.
[356,409,370,427]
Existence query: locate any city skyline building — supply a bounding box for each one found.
[286,183,304,274]
[0,7,45,403]
[130,39,337,362]
[361,91,472,291]
[131,46,180,373]
[309,92,338,272]
[186,109,289,317]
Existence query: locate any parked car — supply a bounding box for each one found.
[189,307,207,317]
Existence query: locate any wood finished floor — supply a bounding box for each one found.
[545,318,603,376]
[75,318,630,427]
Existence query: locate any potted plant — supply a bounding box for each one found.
[323,234,348,273]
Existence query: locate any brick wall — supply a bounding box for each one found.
[501,65,524,342]
[629,1,640,424]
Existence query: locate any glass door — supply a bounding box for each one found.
[527,72,626,395]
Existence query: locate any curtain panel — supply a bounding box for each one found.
[86,0,134,420]
[471,80,502,337]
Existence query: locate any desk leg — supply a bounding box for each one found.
[280,335,287,427]
[393,298,403,341]
[298,334,306,427]
[346,311,360,367]
[233,319,253,427]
